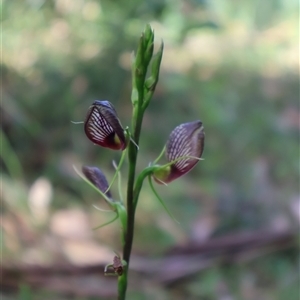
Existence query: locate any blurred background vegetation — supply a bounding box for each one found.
[1,0,299,299]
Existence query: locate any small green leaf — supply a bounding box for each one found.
[93,212,119,230]
[148,176,179,224]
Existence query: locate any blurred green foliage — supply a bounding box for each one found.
[1,0,299,299]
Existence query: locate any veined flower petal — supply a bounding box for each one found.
[84,100,126,150]
[153,120,205,183]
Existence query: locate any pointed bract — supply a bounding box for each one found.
[153,120,205,184]
[84,100,126,150]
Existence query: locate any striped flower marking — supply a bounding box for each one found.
[153,120,205,184]
[84,100,126,150]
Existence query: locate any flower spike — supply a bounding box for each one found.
[84,100,127,150]
[153,120,205,184]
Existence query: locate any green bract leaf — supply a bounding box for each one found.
[148,176,179,224]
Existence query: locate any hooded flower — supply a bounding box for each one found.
[84,100,126,150]
[153,120,205,184]
[82,166,112,199]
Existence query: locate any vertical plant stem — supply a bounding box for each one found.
[117,25,162,299]
[125,112,143,255]
[118,111,143,300]
[121,27,148,271]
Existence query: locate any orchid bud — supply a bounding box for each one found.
[84,100,126,150]
[82,166,112,199]
[153,120,205,184]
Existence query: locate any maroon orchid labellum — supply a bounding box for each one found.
[84,100,127,150]
[153,120,205,184]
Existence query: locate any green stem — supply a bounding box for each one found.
[133,166,155,207]
[117,25,162,300]
[118,26,149,297]
[118,108,143,299]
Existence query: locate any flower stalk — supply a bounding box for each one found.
[120,25,163,299]
[78,24,205,300]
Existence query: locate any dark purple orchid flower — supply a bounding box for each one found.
[84,100,126,150]
[153,120,205,184]
[82,166,112,199]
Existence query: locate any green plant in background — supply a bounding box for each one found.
[76,25,205,300]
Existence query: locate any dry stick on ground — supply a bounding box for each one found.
[2,229,296,297]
